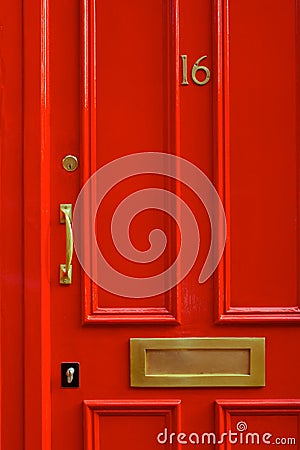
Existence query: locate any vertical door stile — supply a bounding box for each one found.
[23,0,51,449]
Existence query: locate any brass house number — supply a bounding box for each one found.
[181,55,210,86]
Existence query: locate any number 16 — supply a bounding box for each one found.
[181,55,211,86]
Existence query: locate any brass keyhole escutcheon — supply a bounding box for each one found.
[62,155,79,172]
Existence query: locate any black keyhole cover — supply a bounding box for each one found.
[61,362,80,388]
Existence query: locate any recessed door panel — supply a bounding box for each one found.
[81,0,179,323]
[216,0,300,321]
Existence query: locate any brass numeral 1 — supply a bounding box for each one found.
[181,55,211,86]
[181,55,189,85]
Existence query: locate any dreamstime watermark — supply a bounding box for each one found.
[157,421,297,446]
[73,152,226,298]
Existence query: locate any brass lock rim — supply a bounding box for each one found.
[62,154,79,172]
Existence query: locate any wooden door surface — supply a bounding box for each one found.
[1,0,300,449]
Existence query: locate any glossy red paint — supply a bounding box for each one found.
[1,0,300,449]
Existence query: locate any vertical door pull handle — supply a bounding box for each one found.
[60,204,73,284]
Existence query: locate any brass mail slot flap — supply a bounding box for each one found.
[130,338,265,387]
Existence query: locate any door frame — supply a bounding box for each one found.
[0,1,24,449]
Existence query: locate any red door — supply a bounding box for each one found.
[2,0,300,449]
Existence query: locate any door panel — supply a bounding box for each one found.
[216,401,300,447]
[81,0,179,323]
[84,400,180,450]
[18,0,300,449]
[217,0,300,321]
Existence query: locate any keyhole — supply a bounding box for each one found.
[62,155,78,172]
[66,367,75,383]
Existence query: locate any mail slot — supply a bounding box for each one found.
[130,337,265,387]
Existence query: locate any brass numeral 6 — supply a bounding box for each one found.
[181,55,211,86]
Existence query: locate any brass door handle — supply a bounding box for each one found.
[60,204,73,284]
